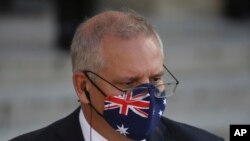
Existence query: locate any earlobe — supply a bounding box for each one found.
[72,72,90,104]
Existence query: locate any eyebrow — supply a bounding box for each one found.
[150,70,164,78]
[114,76,139,83]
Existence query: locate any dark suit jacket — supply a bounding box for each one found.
[10,107,224,141]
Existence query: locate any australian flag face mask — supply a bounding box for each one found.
[103,83,166,140]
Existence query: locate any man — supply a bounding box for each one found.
[10,10,224,141]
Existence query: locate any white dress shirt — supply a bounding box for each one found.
[79,109,107,141]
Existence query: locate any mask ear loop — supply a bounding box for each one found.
[82,72,110,141]
[84,88,111,141]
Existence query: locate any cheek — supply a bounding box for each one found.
[89,86,105,114]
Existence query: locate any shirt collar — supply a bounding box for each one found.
[79,109,107,141]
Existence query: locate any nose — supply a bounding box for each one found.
[139,77,150,84]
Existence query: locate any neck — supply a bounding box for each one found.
[81,104,132,141]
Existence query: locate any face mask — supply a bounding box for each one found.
[103,83,166,140]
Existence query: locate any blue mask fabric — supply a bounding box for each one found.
[103,83,166,140]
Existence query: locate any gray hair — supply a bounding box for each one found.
[70,10,163,72]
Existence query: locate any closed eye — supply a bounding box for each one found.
[115,80,137,90]
[150,71,164,85]
[150,77,163,84]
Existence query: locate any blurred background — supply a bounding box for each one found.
[0,0,250,141]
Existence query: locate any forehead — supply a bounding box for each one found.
[98,35,163,76]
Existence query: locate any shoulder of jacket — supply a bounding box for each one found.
[160,117,224,141]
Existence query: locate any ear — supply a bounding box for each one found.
[72,71,90,104]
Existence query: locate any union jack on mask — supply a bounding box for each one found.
[103,83,166,140]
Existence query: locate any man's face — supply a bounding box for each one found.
[87,35,164,114]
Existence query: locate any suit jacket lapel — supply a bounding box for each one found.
[147,117,175,141]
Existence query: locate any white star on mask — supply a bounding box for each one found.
[116,124,129,136]
[163,99,166,105]
[159,110,163,116]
